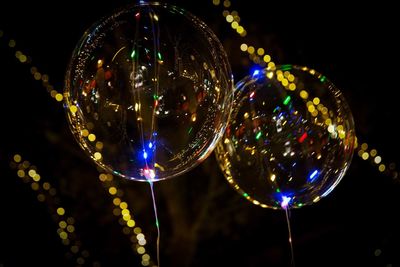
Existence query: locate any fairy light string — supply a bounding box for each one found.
[9,154,95,267]
[1,29,155,267]
[211,0,397,189]
[211,0,399,264]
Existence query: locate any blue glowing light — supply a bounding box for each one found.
[281,196,291,209]
[251,66,262,77]
[148,142,153,149]
[308,169,319,182]
[143,150,148,159]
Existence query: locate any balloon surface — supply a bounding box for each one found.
[64,2,233,181]
[215,65,355,209]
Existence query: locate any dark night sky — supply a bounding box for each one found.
[1,1,400,267]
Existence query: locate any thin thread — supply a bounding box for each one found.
[149,181,160,267]
[284,207,295,267]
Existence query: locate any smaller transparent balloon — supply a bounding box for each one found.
[64,2,233,182]
[215,65,355,209]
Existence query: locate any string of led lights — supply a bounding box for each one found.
[1,28,155,267]
[9,154,96,267]
[211,0,398,184]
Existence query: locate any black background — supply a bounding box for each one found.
[1,1,400,267]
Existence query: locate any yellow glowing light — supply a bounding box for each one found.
[362,152,369,160]
[59,221,67,229]
[267,62,275,69]
[270,174,276,182]
[325,118,332,125]
[137,247,146,254]
[226,15,233,23]
[262,55,271,63]
[13,154,22,163]
[313,97,320,105]
[153,14,159,21]
[309,69,316,75]
[88,133,96,142]
[243,112,249,119]
[17,170,25,178]
[212,0,220,5]
[277,73,283,81]
[361,143,368,150]
[370,149,377,157]
[307,105,315,113]
[55,93,63,102]
[8,39,16,47]
[311,110,319,117]
[57,207,65,216]
[142,254,150,261]
[327,125,335,133]
[71,245,79,253]
[33,72,42,80]
[120,202,128,209]
[99,173,107,182]
[134,227,142,234]
[222,10,229,17]
[257,48,265,56]
[95,141,103,150]
[339,131,346,139]
[113,197,121,206]
[231,21,239,29]
[121,209,130,216]
[67,225,75,233]
[127,219,136,227]
[32,174,41,182]
[69,105,77,114]
[50,90,58,97]
[123,214,131,221]
[59,231,68,240]
[288,83,296,91]
[94,152,102,160]
[379,164,386,172]
[288,74,295,82]
[81,129,89,137]
[236,26,244,34]
[31,183,39,190]
[313,196,321,203]
[247,46,255,54]
[37,194,45,202]
[266,71,274,79]
[108,187,117,195]
[240,43,248,52]
[240,29,247,37]
[300,90,308,99]
[43,182,51,190]
[223,0,231,7]
[19,54,27,63]
[138,239,147,246]
[113,208,121,216]
[374,156,382,164]
[28,169,36,177]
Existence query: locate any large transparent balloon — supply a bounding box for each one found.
[64,2,233,181]
[215,65,355,209]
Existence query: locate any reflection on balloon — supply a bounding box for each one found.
[64,2,233,181]
[215,65,355,209]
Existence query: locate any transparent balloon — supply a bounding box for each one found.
[215,65,355,209]
[64,2,233,181]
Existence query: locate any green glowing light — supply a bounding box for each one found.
[255,131,262,140]
[188,127,193,134]
[130,50,136,59]
[320,75,326,82]
[276,188,281,193]
[157,52,162,60]
[283,95,291,105]
[153,94,158,100]
[281,64,292,71]
[156,220,159,228]
[243,193,249,197]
